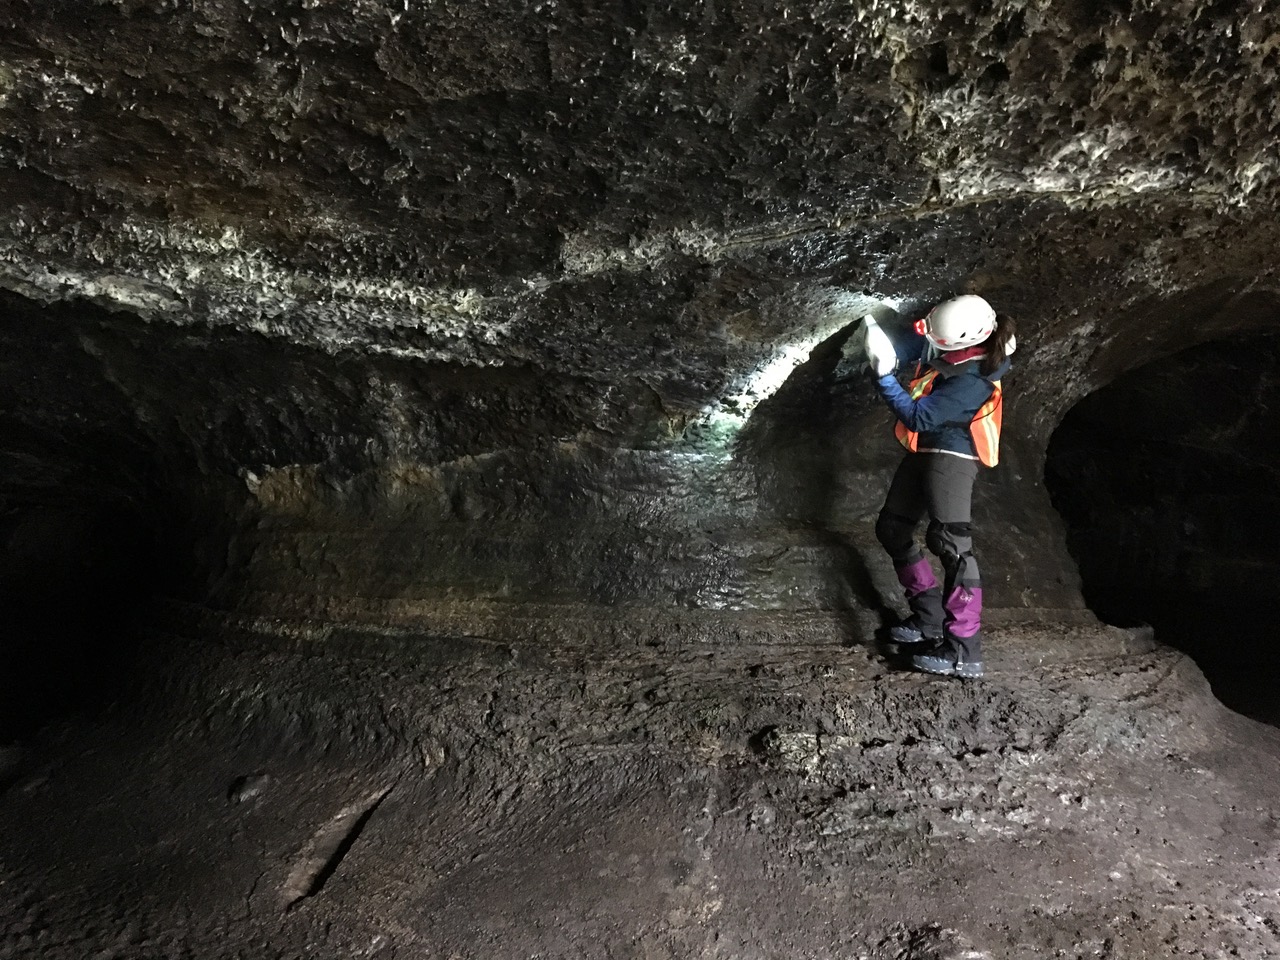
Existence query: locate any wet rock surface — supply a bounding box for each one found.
[1,1,1279,957]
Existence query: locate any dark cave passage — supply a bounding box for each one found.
[0,497,165,742]
[1045,332,1280,726]
[0,294,235,743]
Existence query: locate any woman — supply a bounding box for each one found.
[862,295,1017,679]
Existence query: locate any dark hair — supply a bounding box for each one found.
[980,314,1016,377]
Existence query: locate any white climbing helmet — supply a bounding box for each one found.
[916,295,997,351]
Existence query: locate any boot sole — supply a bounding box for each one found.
[911,655,984,679]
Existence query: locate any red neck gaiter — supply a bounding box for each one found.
[937,345,987,365]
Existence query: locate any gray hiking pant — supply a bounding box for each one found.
[874,453,983,640]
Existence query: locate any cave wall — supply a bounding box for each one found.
[1,287,1088,636]
[1,1,1279,630]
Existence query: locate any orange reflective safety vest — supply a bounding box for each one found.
[893,367,1003,467]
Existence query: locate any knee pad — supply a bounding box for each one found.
[926,520,972,563]
[875,509,918,561]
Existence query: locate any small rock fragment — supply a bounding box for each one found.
[228,773,271,804]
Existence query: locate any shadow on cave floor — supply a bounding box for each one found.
[1046,330,1280,728]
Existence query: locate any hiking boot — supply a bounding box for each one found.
[910,637,984,679]
[888,617,942,648]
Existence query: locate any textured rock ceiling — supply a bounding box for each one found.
[1,0,1279,619]
[3,0,1279,416]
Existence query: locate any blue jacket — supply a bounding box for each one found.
[876,336,1010,459]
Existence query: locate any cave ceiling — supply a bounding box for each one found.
[0,0,1277,454]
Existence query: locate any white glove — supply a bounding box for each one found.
[862,315,897,376]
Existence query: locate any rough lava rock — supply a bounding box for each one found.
[1,2,1280,957]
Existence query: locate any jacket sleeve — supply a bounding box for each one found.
[876,372,991,433]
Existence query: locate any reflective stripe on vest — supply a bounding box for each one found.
[893,368,1003,467]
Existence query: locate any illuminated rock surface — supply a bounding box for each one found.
[1,1,1280,957]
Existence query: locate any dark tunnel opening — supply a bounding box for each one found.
[0,295,236,746]
[1045,331,1280,726]
[0,495,168,742]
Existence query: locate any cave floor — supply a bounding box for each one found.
[2,609,1279,960]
